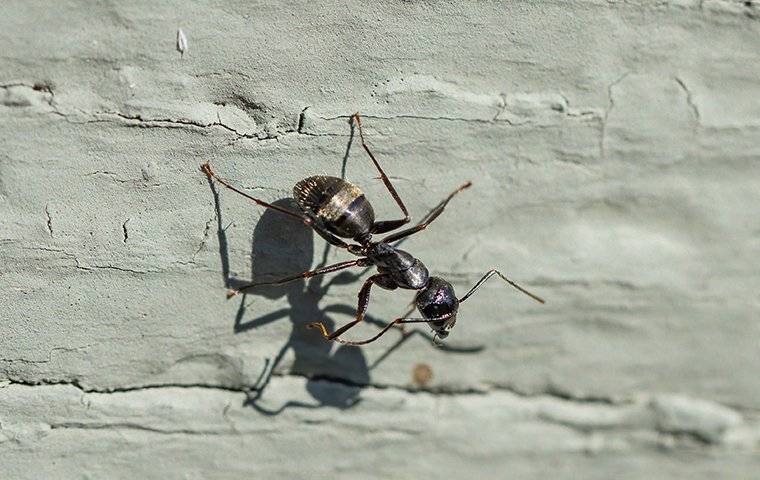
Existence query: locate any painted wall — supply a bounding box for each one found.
[2,1,759,478]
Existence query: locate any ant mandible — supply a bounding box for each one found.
[201,112,544,345]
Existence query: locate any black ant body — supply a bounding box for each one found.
[201,113,544,345]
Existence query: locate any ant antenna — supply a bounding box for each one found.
[458,269,545,304]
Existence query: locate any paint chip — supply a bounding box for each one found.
[412,363,433,388]
[176,28,188,58]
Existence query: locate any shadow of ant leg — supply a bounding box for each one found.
[205,168,257,291]
[369,330,412,370]
[249,400,321,416]
[341,116,356,180]
[253,358,271,386]
[367,326,485,371]
[245,338,293,408]
[317,241,332,269]
[235,299,291,333]
[207,172,231,287]
[246,340,351,416]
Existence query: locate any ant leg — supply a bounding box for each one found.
[379,181,472,244]
[202,162,358,251]
[351,113,411,234]
[308,274,393,340]
[228,258,369,298]
[459,269,545,304]
[201,162,312,225]
[323,317,432,346]
[368,304,417,369]
[371,218,409,235]
[388,302,415,335]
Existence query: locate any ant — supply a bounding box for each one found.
[201,112,544,345]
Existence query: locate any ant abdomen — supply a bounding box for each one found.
[293,176,375,239]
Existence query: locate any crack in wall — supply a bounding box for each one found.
[599,72,630,160]
[94,109,343,142]
[2,371,620,401]
[0,358,49,365]
[3,378,252,394]
[319,112,516,126]
[94,109,352,146]
[4,79,599,137]
[87,264,150,274]
[19,245,159,274]
[4,81,604,148]
[49,422,249,436]
[91,108,594,136]
[15,245,234,276]
[596,0,760,20]
[99,111,255,137]
[674,76,702,125]
[121,219,129,244]
[194,214,215,255]
[1,81,54,107]
[0,345,94,367]
[83,170,130,183]
[20,246,89,270]
[3,374,753,448]
[44,204,53,238]
[297,106,310,133]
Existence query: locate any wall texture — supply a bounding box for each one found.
[2,1,760,478]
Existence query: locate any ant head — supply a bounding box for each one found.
[415,277,459,339]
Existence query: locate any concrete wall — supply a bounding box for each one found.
[2,1,759,478]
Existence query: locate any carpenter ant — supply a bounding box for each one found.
[201,113,544,345]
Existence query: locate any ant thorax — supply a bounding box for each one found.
[367,243,429,290]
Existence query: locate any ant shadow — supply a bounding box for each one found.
[205,119,484,415]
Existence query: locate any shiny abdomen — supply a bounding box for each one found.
[293,176,375,239]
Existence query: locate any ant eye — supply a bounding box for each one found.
[423,302,456,319]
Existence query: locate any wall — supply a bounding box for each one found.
[2,1,759,478]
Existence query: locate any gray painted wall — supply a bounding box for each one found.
[2,1,759,478]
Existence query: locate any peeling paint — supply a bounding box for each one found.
[3,1,760,477]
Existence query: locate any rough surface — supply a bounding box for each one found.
[2,1,759,478]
